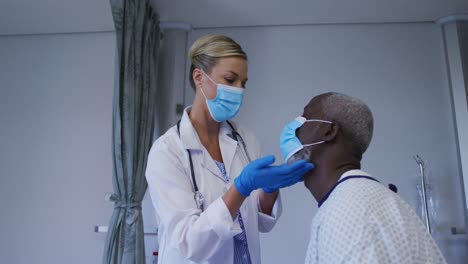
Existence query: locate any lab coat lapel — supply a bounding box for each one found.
[219,125,238,182]
[200,151,224,180]
[180,107,238,182]
[200,122,238,182]
[180,108,223,180]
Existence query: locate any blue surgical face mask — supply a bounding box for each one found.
[200,71,244,122]
[280,116,332,162]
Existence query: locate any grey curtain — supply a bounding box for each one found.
[103,0,160,263]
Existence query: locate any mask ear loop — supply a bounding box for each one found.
[302,141,326,148]
[201,69,217,85]
[303,119,333,124]
[199,69,218,100]
[300,119,333,147]
[199,84,208,100]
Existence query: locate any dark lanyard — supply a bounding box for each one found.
[318,176,379,207]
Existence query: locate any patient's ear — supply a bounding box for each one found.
[322,122,339,142]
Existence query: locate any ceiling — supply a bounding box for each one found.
[0,0,114,35]
[1,0,467,35]
[153,0,468,28]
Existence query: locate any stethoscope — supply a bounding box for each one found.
[177,120,251,211]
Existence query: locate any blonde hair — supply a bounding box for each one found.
[188,34,247,90]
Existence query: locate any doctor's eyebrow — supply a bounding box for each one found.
[226,71,247,80]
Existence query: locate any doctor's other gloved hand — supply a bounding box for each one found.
[233,155,314,197]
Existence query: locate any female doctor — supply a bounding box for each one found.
[145,34,314,264]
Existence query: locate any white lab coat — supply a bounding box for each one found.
[145,107,282,264]
[305,170,446,264]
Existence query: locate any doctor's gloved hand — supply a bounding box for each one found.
[260,157,314,193]
[234,155,314,197]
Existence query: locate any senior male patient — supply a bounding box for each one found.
[279,92,446,264]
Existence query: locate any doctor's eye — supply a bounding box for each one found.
[224,78,235,84]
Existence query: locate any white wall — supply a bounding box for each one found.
[443,22,468,211]
[185,23,468,263]
[154,29,188,136]
[2,22,465,264]
[0,32,115,264]
[0,29,187,264]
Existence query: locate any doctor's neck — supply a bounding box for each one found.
[303,145,361,204]
[189,93,220,136]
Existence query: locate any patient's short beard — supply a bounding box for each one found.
[287,148,312,165]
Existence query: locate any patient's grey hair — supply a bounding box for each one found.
[319,92,374,157]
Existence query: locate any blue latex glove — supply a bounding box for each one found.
[262,158,309,193]
[234,155,314,197]
[262,184,285,194]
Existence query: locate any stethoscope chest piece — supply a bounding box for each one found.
[194,191,204,211]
